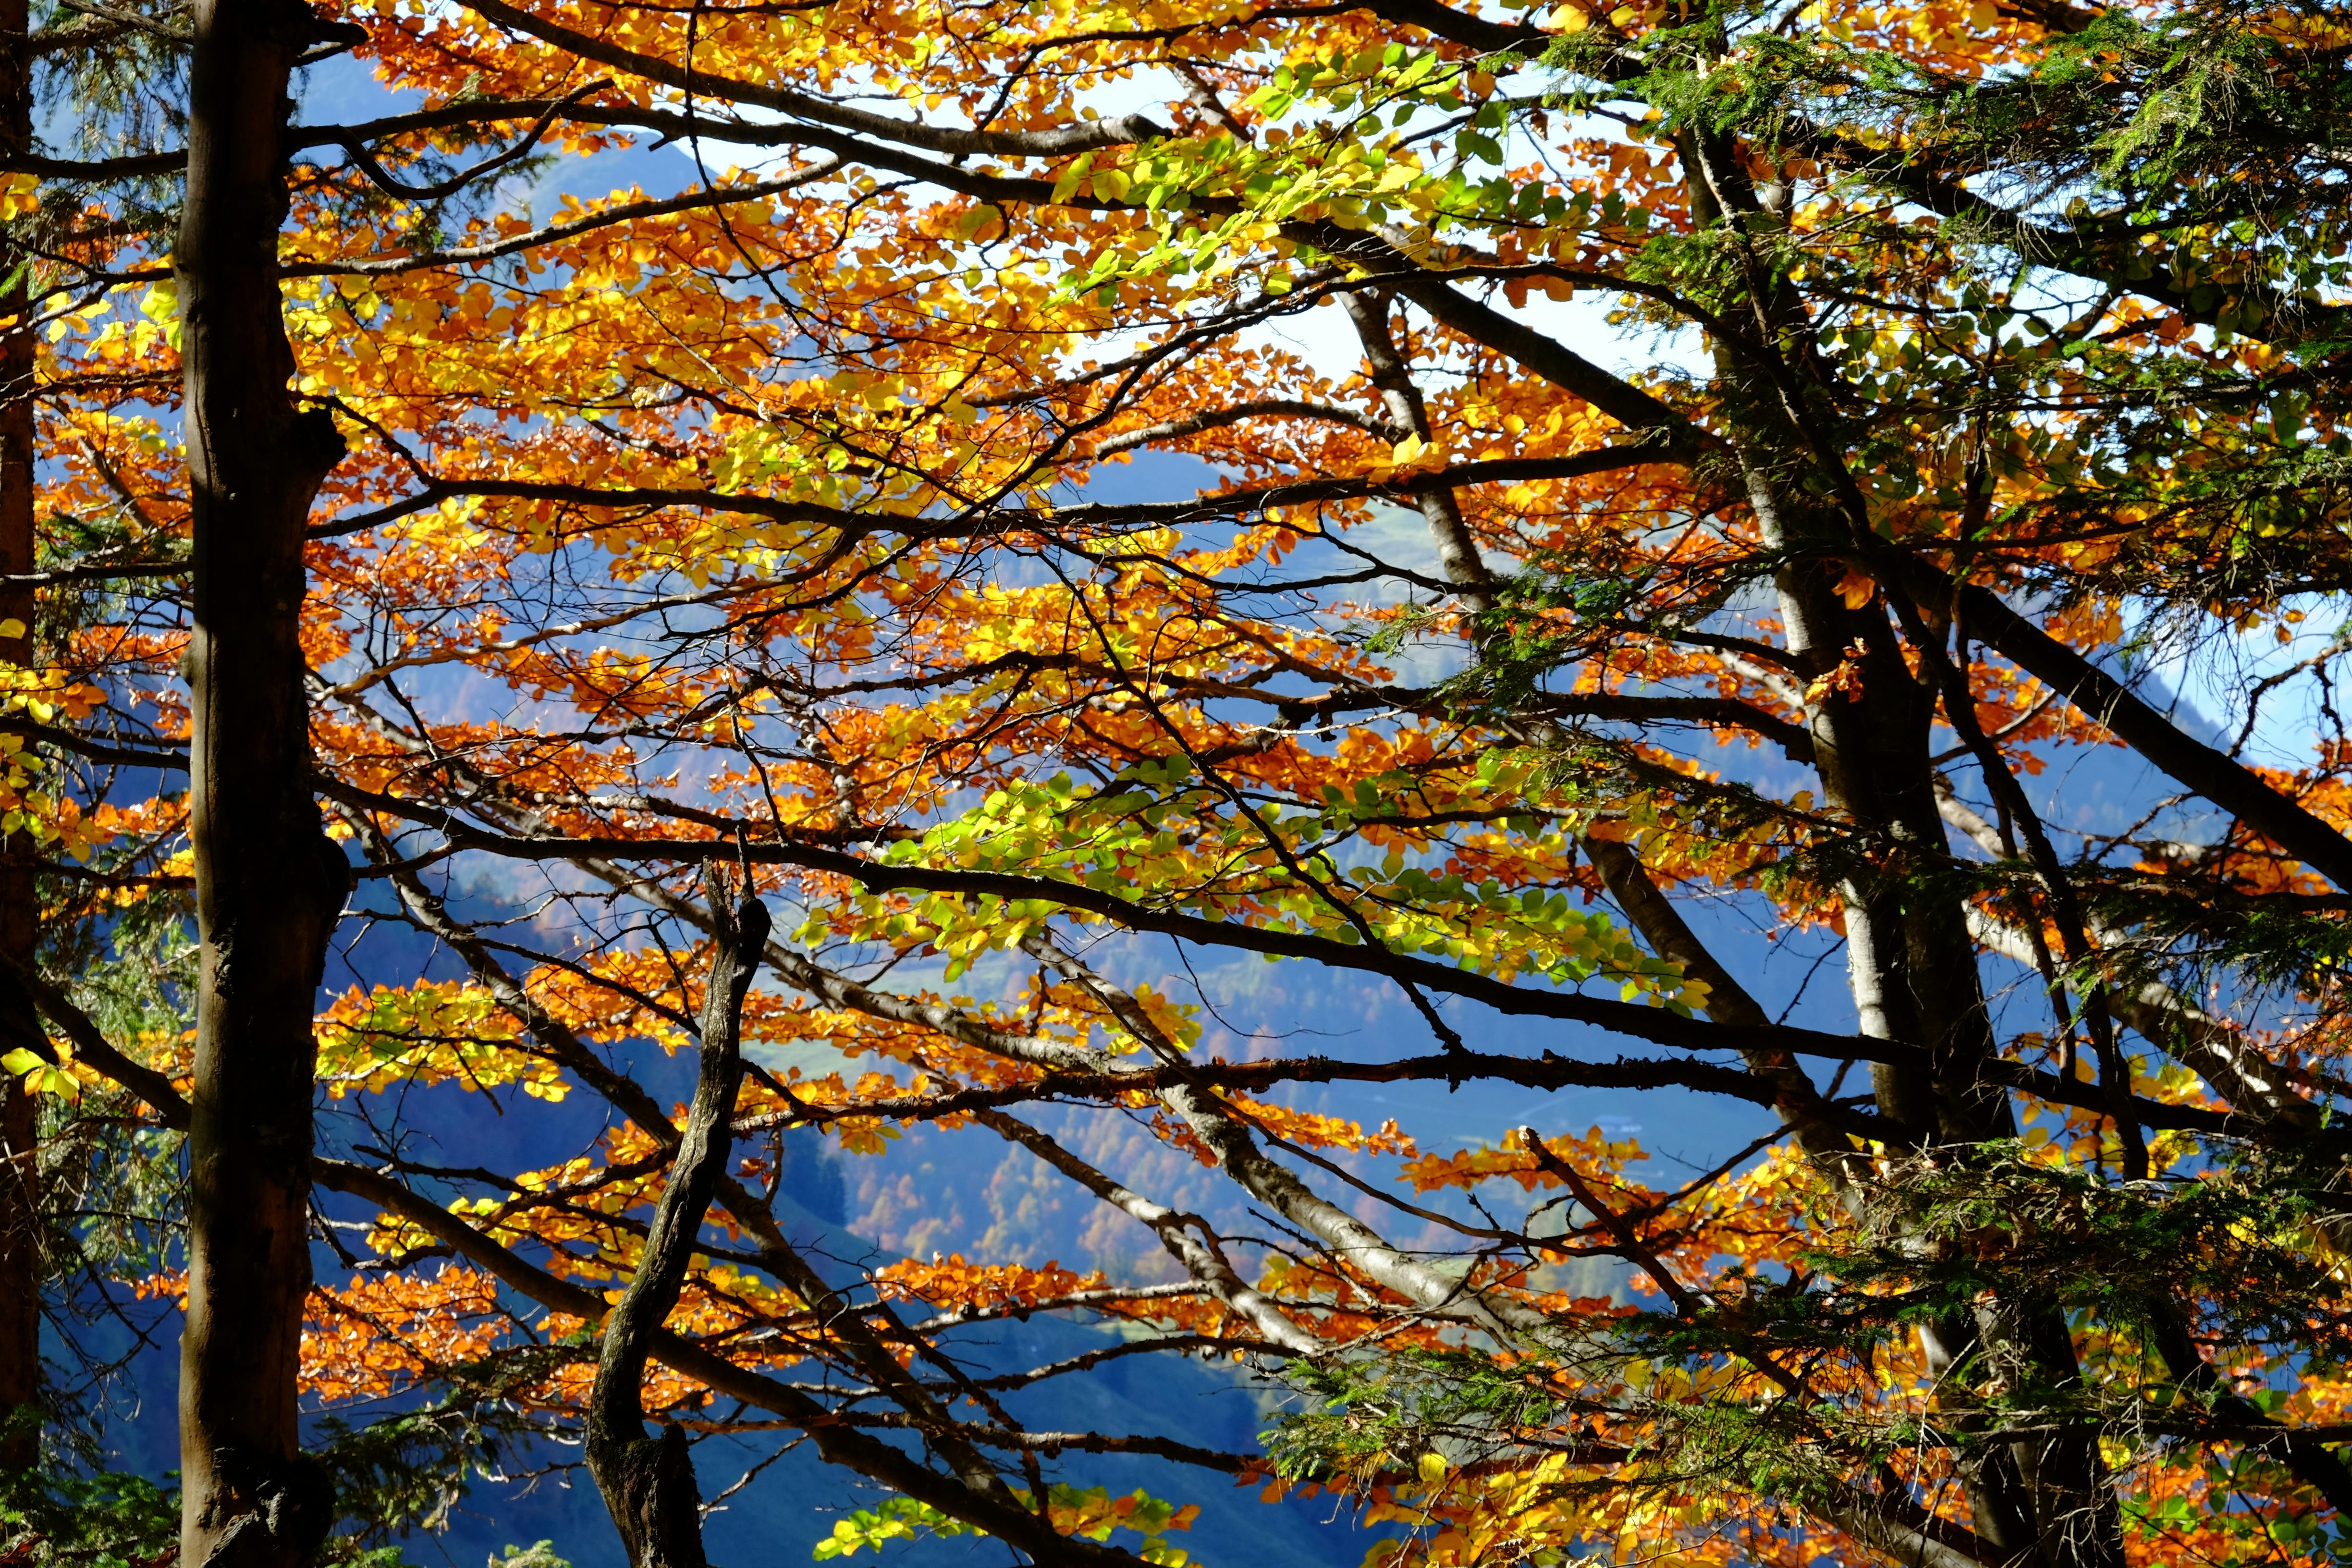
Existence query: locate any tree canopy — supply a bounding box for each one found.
[6,0,2352,1563]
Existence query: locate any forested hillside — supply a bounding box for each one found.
[3,0,2352,1565]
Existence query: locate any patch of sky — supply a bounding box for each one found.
[2121,590,2348,772]
[298,47,701,213]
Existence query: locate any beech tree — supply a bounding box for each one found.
[6,0,2352,1563]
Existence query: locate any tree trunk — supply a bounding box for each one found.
[585,888,769,1568]
[1678,122,2125,1568]
[176,0,352,1562]
[0,0,40,1477]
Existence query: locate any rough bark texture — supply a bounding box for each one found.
[0,0,39,1477]
[585,889,770,1568]
[176,0,354,1562]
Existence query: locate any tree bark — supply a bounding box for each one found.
[0,0,39,1477]
[176,0,353,1562]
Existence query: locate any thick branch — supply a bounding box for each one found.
[1886,559,2352,890]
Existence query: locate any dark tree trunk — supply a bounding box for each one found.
[0,0,40,1478]
[175,0,353,1562]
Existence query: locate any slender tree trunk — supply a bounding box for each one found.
[0,0,40,1477]
[1672,122,2125,1568]
[176,1,351,1562]
[586,887,769,1568]
[1728,343,2128,1568]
